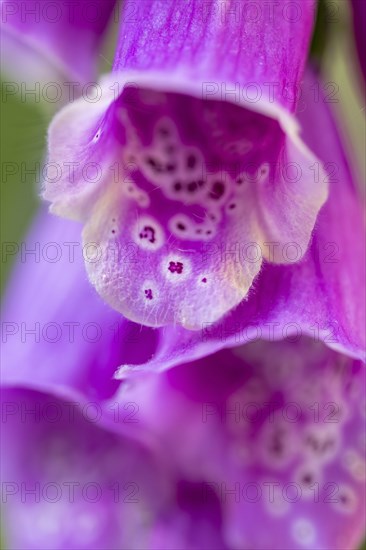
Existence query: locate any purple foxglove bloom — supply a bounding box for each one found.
[0,0,116,86]
[43,0,329,329]
[0,387,228,549]
[116,69,366,377]
[118,337,366,550]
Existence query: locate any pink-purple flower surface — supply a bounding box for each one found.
[1,1,365,549]
[118,338,366,550]
[0,0,117,86]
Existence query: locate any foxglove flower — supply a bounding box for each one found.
[116,69,366,377]
[43,0,328,329]
[120,337,366,550]
[0,0,116,86]
[0,387,229,549]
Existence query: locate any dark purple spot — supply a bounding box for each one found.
[188,181,198,193]
[229,203,236,210]
[174,181,182,192]
[187,154,197,170]
[206,230,212,235]
[201,277,207,283]
[139,226,156,243]
[270,430,285,456]
[146,156,156,167]
[306,435,324,453]
[302,474,313,485]
[144,289,153,300]
[111,229,116,234]
[146,156,163,173]
[177,223,186,231]
[168,261,184,274]
[166,163,176,173]
[209,181,225,200]
[158,127,169,137]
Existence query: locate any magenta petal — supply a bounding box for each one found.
[1,208,158,401]
[0,0,116,86]
[43,0,328,329]
[120,339,366,550]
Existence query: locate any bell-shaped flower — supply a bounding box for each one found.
[118,337,366,550]
[116,69,365,377]
[43,0,328,329]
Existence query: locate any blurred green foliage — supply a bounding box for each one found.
[0,81,47,290]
